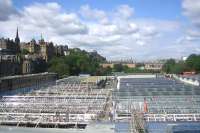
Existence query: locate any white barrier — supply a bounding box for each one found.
[174,75,200,86]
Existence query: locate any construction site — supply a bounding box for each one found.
[0,74,200,133]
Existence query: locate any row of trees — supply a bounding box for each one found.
[111,64,154,73]
[162,54,200,74]
[48,48,200,77]
[100,63,157,76]
[48,49,161,78]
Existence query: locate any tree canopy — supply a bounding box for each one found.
[162,54,200,74]
[48,49,105,78]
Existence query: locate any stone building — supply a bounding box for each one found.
[21,39,40,54]
[21,54,47,74]
[55,45,64,56]
[22,60,34,74]
[0,38,20,54]
[0,55,21,77]
[54,45,68,56]
[0,28,20,54]
[144,63,163,71]
[38,37,55,62]
[21,36,57,62]
[101,59,136,69]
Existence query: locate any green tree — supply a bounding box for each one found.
[162,59,176,73]
[171,61,187,74]
[186,54,200,72]
[113,63,124,72]
[48,48,104,78]
[162,54,200,74]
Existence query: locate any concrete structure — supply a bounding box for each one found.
[174,74,200,86]
[0,72,57,93]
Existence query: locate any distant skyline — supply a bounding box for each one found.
[0,0,200,61]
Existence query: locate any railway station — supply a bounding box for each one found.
[0,74,200,133]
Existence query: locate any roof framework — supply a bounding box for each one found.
[0,77,111,128]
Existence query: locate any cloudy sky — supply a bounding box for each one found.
[0,0,200,61]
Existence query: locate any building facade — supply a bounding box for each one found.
[21,39,40,54]
[144,63,163,71]
[0,28,70,77]
[22,60,34,74]
[0,28,20,54]
[0,55,21,77]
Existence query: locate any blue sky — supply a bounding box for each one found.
[0,0,200,61]
[13,0,183,20]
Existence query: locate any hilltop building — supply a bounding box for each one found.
[0,28,70,77]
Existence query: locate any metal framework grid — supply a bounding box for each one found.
[0,77,111,128]
[113,76,200,133]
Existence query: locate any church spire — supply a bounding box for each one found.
[15,27,20,45]
[16,27,19,38]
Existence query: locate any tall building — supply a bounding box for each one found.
[0,38,16,53]
[0,55,21,77]
[38,35,55,62]
[0,28,20,54]
[14,27,20,53]
[21,39,40,54]
[15,28,20,46]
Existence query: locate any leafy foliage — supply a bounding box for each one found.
[186,54,200,72]
[113,64,124,72]
[48,49,105,77]
[110,63,156,74]
[162,54,200,74]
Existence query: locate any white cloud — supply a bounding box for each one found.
[182,0,200,25]
[115,4,134,19]
[0,2,88,41]
[0,1,197,60]
[0,0,17,20]
[79,5,108,24]
[180,0,200,43]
